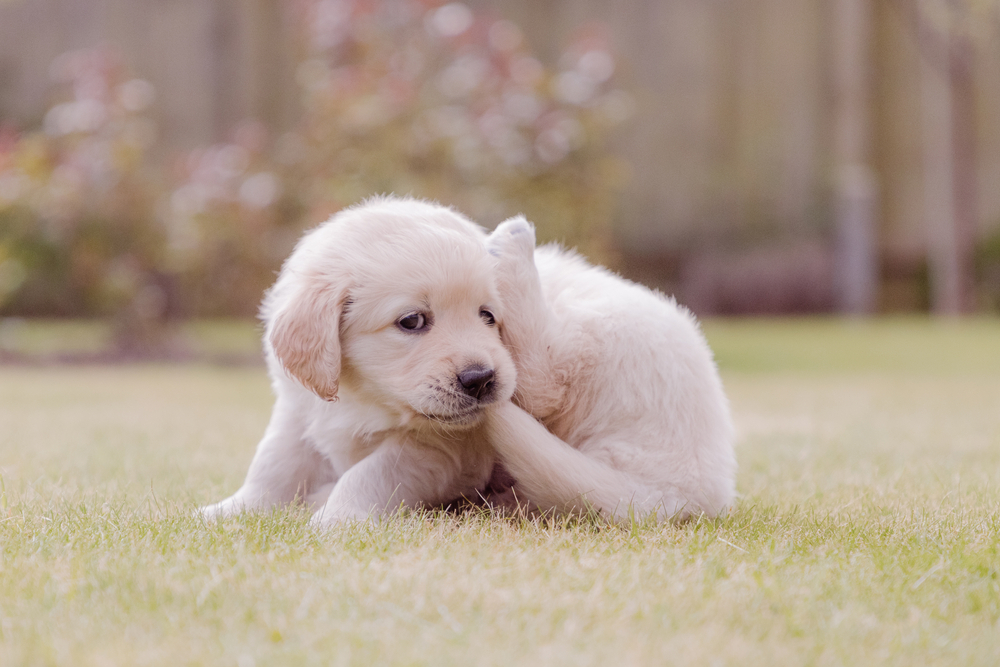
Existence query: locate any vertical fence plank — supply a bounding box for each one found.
[832,0,879,314]
[1,0,998,305]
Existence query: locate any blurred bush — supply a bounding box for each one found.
[0,0,631,343]
[977,227,1000,311]
[166,0,630,316]
[165,121,305,317]
[0,49,171,349]
[282,0,630,250]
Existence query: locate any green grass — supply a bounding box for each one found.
[1,319,999,665]
[703,317,1000,375]
[0,318,263,359]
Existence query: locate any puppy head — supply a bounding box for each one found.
[266,197,515,429]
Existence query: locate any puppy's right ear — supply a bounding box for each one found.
[267,278,347,402]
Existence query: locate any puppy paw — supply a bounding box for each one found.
[308,503,376,527]
[198,502,227,520]
[487,216,536,262]
[198,495,255,520]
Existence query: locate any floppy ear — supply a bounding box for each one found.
[267,278,347,402]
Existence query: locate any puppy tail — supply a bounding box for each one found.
[487,403,699,522]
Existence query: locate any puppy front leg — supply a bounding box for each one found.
[309,439,466,526]
[200,397,331,518]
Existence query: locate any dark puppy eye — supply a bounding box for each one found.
[398,312,429,332]
[480,309,496,326]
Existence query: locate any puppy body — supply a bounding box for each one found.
[202,198,515,524]
[485,219,736,521]
[201,196,735,525]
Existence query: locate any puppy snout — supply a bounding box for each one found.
[457,365,496,400]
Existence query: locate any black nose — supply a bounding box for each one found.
[457,365,496,400]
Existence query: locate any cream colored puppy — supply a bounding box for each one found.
[483,218,736,521]
[201,197,515,525]
[202,196,736,524]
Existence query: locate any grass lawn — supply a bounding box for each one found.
[1,318,998,666]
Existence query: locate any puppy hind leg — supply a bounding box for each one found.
[486,402,690,522]
[487,218,562,413]
[487,217,549,342]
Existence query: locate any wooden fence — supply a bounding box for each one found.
[2,0,999,312]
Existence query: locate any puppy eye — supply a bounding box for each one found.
[397,312,429,332]
[480,309,496,326]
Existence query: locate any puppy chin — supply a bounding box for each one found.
[403,404,492,431]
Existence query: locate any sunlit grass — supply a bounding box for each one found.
[0,317,263,359]
[0,318,113,356]
[703,316,1000,375]
[1,319,998,665]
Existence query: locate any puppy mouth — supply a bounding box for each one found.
[416,394,499,426]
[418,405,486,426]
[413,382,500,426]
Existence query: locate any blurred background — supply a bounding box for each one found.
[0,0,999,355]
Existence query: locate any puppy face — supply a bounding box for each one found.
[340,241,514,428]
[267,200,515,430]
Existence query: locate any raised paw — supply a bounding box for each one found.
[487,215,536,263]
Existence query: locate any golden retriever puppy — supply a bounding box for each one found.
[201,197,515,525]
[483,217,736,521]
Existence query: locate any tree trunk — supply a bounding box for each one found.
[832,0,879,315]
[918,15,977,315]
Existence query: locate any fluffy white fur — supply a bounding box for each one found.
[201,196,736,525]
[483,218,736,521]
[201,197,515,525]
